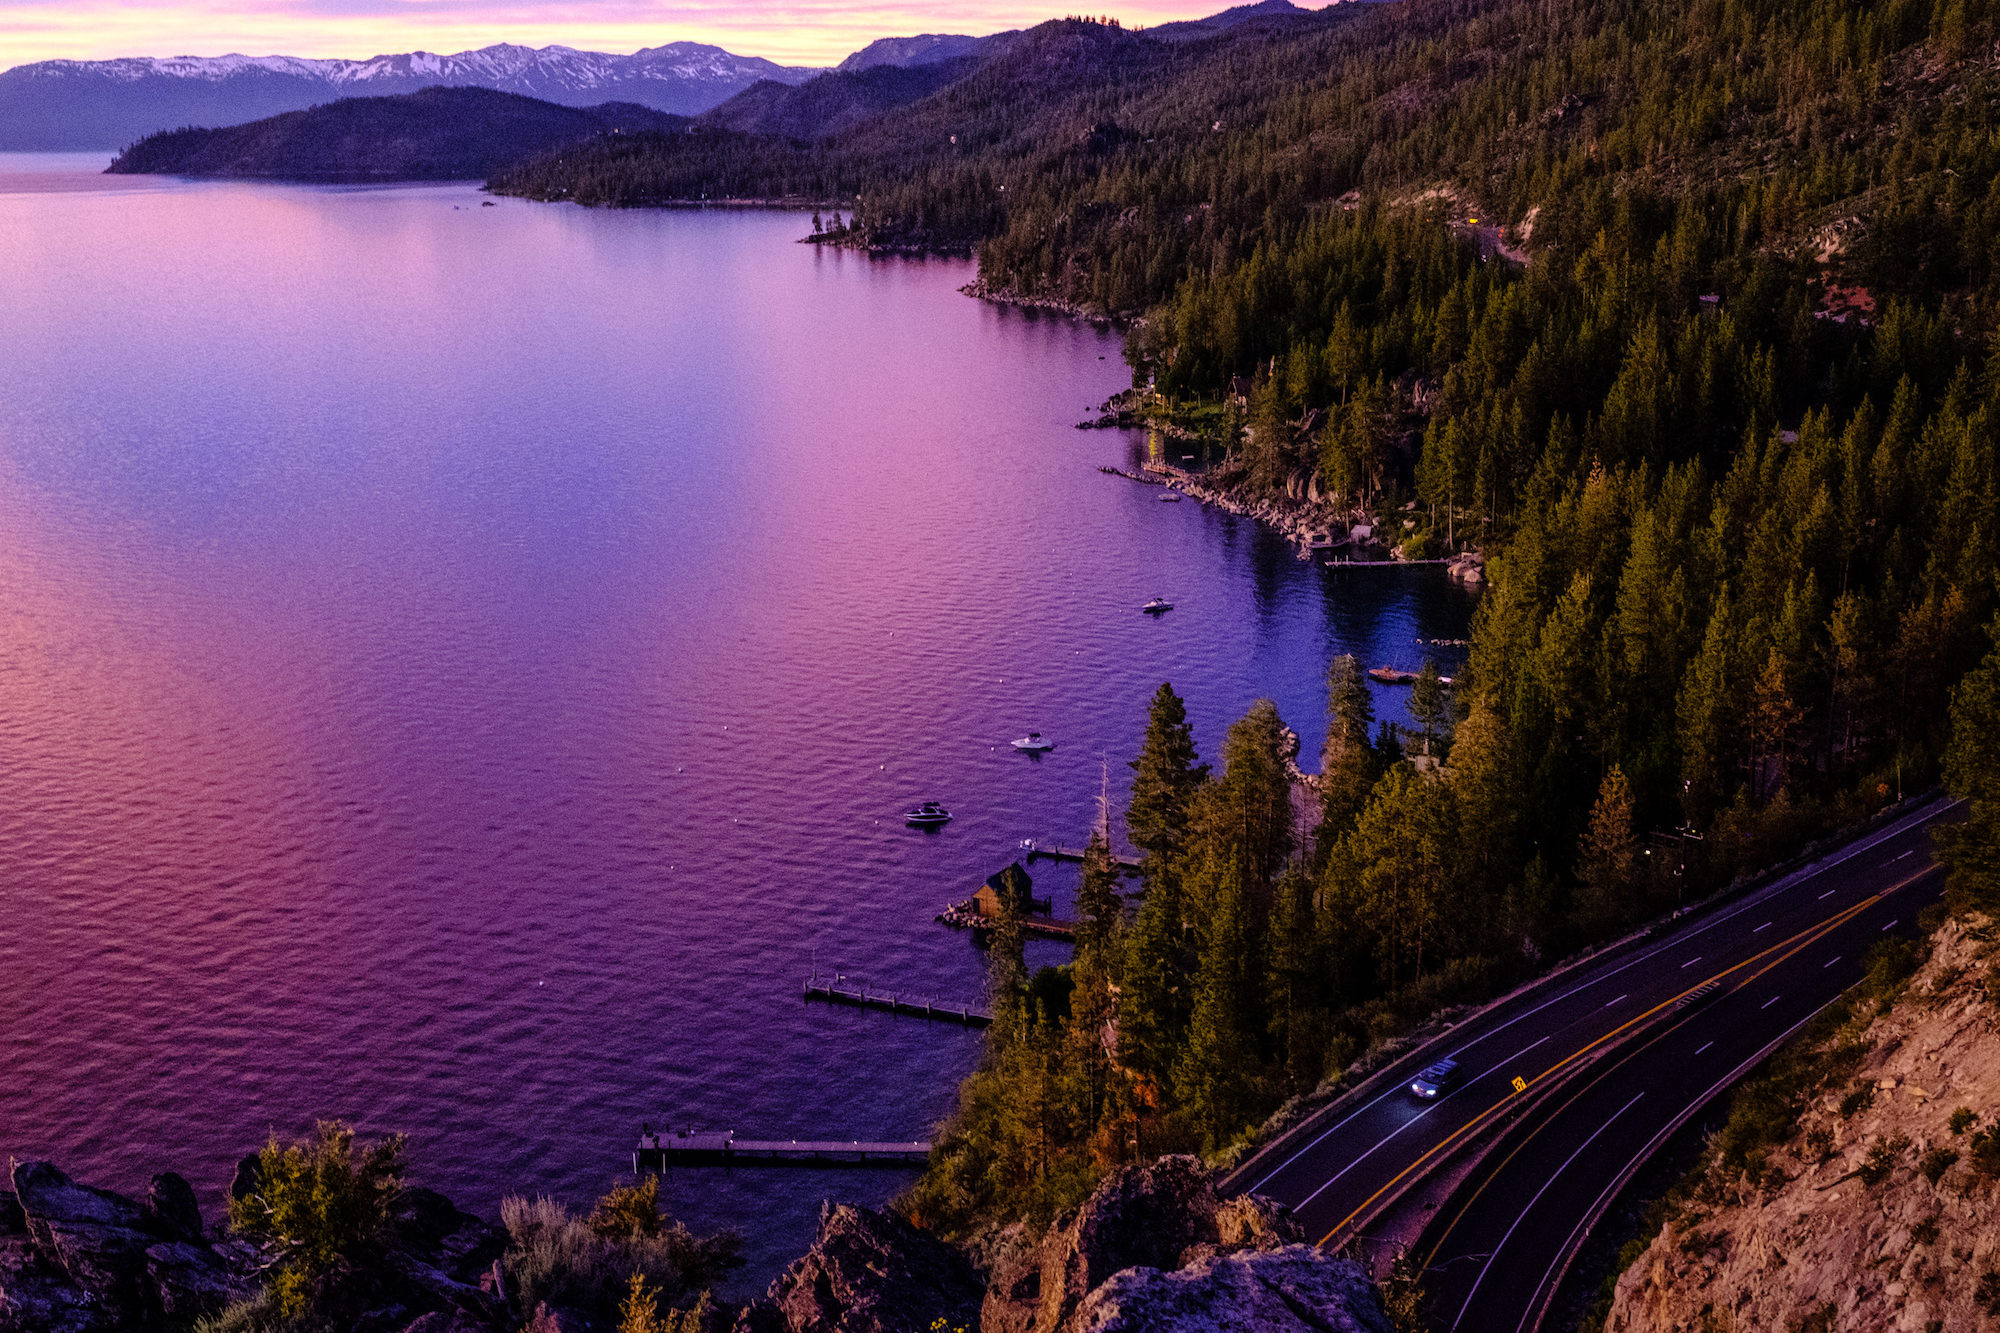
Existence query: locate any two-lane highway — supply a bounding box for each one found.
[1225,798,1958,1264]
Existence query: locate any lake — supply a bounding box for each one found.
[0,155,1476,1286]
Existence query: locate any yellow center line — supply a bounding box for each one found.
[1421,1010,1696,1268]
[1310,869,1933,1250]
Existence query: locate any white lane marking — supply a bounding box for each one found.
[1605,994,1628,1008]
[1886,850,1914,864]
[1881,920,1897,931]
[1680,957,1701,968]
[1824,955,1841,968]
[1761,994,1781,1009]
[1289,1101,1446,1211]
[1238,798,1957,1196]
[1452,1091,1646,1332]
[1522,1007,1829,1333]
[1819,888,1838,899]
[1693,1041,1714,1055]
[1753,921,1772,932]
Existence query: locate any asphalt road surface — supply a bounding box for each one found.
[1225,796,1958,1304]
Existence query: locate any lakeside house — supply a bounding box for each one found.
[974,862,1050,919]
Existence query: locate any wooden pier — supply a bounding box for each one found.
[636,1129,930,1170]
[803,976,992,1027]
[1023,840,1144,871]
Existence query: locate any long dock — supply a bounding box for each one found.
[803,976,991,1027]
[1023,840,1144,871]
[636,1130,930,1169]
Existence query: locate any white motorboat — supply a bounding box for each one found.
[1142,597,1174,614]
[1011,732,1056,753]
[905,801,952,826]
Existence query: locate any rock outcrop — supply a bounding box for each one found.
[766,1201,983,1333]
[1033,1155,1298,1332]
[1075,1245,1392,1333]
[1,1139,1387,1333]
[1604,914,2000,1332]
[1,1159,248,1332]
[0,1158,510,1333]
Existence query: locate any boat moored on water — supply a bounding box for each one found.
[1142,597,1174,614]
[905,801,952,826]
[1159,492,1183,502]
[1011,732,1056,753]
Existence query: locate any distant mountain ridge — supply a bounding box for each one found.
[702,58,988,140]
[834,33,1014,72]
[104,85,683,180]
[0,41,816,149]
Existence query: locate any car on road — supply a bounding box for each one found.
[1410,1059,1461,1100]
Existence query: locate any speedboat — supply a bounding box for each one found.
[905,801,952,826]
[1142,597,1174,614]
[1011,732,1056,753]
[1159,492,1183,503]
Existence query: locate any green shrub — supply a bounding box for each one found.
[1949,1106,1979,1135]
[1912,1214,1941,1245]
[1971,1127,2000,1178]
[501,1187,742,1323]
[226,1122,406,1323]
[1919,1147,1959,1183]
[590,1177,664,1239]
[1859,1133,1909,1186]
[1398,530,1442,561]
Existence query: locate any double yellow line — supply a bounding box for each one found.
[1314,870,1930,1249]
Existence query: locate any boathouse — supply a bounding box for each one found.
[974,862,1050,918]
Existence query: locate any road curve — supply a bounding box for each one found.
[1417,855,1941,1331]
[1224,798,1959,1267]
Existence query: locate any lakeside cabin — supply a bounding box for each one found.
[974,862,1051,919]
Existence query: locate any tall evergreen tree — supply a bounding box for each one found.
[1409,659,1449,758]
[1172,858,1254,1149]
[1576,765,1641,927]
[1127,682,1209,862]
[1319,654,1378,856]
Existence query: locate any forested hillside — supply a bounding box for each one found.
[107,87,684,181]
[501,0,2000,1238]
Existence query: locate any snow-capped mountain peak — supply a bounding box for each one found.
[0,41,826,147]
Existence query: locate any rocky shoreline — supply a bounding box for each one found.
[1,1154,1393,1333]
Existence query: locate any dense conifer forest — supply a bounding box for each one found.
[498,0,2000,1234]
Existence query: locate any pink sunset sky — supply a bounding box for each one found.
[0,0,1244,70]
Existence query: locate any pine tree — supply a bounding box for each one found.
[1265,866,1330,1089]
[1073,831,1123,988]
[1409,659,1449,758]
[1748,648,1804,802]
[1190,699,1296,910]
[1319,655,1378,854]
[1172,858,1255,1148]
[1445,697,1521,904]
[1127,682,1209,862]
[1576,765,1640,927]
[986,876,1028,1052]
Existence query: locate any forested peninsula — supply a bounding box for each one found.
[106,88,685,181]
[496,0,2000,1256]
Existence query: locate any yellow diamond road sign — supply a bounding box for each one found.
[1512,1076,1528,1093]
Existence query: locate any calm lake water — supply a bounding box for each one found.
[0,155,1475,1285]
